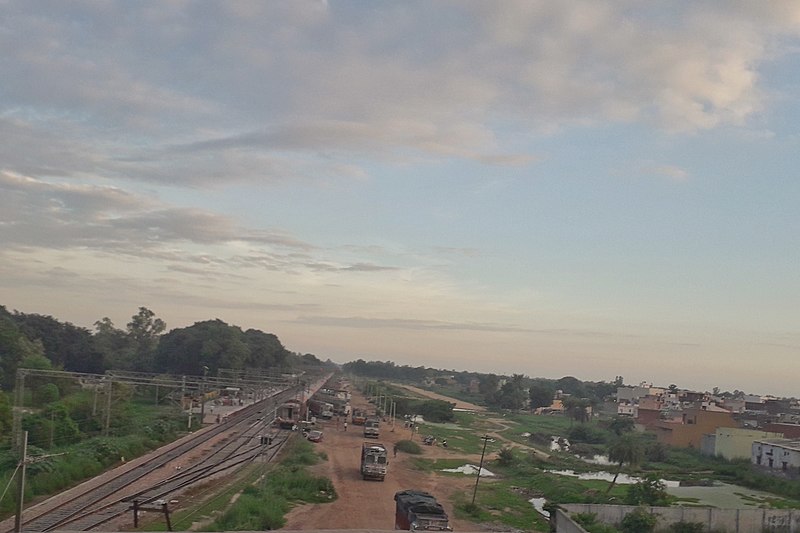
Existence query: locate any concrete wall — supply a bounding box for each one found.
[716,427,783,460]
[562,504,800,532]
[553,509,589,533]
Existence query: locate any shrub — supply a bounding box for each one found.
[669,521,705,533]
[396,439,422,454]
[625,474,668,506]
[497,446,515,466]
[620,507,657,533]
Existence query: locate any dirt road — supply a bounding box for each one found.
[282,390,483,531]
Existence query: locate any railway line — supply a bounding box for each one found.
[3,386,302,533]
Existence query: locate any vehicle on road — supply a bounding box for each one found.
[364,417,380,438]
[307,430,323,442]
[351,409,367,425]
[360,442,388,481]
[394,490,452,531]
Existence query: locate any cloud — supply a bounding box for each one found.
[0,171,313,253]
[2,2,797,188]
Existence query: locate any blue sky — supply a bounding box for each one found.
[1,1,798,396]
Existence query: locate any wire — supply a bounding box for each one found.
[0,462,21,504]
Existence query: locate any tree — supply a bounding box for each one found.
[492,374,528,409]
[529,382,555,411]
[625,474,667,505]
[608,415,635,435]
[563,396,591,423]
[606,434,644,495]
[12,312,105,373]
[94,317,135,370]
[126,307,166,372]
[479,374,500,400]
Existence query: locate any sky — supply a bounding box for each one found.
[1,1,799,397]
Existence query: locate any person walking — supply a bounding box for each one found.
[393,443,398,457]
[343,421,348,432]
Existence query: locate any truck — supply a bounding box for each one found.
[308,399,334,419]
[364,417,380,438]
[360,442,388,481]
[351,409,367,425]
[394,490,452,531]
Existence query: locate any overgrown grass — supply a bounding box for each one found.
[0,402,187,519]
[411,423,502,455]
[453,479,550,531]
[202,438,335,531]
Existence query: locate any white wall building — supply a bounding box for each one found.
[752,438,800,474]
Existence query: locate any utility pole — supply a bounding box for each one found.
[104,379,113,436]
[472,435,491,505]
[14,431,28,533]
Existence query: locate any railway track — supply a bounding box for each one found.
[4,386,301,533]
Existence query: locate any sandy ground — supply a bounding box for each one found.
[281,390,485,531]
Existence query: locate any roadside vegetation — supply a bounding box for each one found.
[0,391,188,519]
[203,438,335,531]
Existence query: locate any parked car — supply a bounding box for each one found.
[307,430,324,442]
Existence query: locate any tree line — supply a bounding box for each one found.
[343,359,621,412]
[0,304,326,392]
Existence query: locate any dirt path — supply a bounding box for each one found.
[281,390,484,531]
[393,384,486,412]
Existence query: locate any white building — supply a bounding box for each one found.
[752,438,800,474]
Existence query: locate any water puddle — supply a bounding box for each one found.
[441,464,496,476]
[547,469,679,487]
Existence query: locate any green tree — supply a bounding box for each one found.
[94,317,135,370]
[606,434,644,495]
[492,374,528,409]
[529,382,555,411]
[608,415,635,435]
[126,307,166,372]
[625,474,668,505]
[563,396,591,423]
[479,374,500,401]
[12,312,105,373]
[0,391,12,442]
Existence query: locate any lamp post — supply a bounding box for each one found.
[471,435,491,505]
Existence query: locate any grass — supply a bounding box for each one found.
[453,479,550,531]
[204,438,334,530]
[140,437,335,532]
[411,423,502,455]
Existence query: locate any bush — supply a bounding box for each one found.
[497,446,515,466]
[568,424,607,444]
[625,474,668,506]
[396,439,422,454]
[669,521,705,533]
[620,507,657,533]
[574,512,620,533]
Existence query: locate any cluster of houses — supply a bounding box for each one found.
[616,382,800,477]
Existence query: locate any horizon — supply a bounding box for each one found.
[1,2,798,399]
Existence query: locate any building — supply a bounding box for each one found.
[752,438,800,475]
[651,406,737,448]
[705,427,783,460]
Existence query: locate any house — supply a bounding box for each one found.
[752,438,800,475]
[651,405,737,448]
[706,427,784,460]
